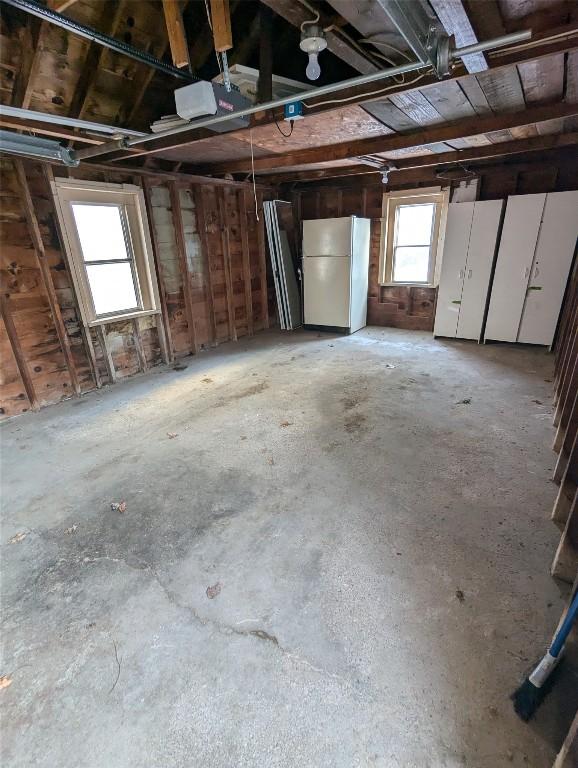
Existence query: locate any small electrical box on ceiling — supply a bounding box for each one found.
[174,80,251,132]
[284,102,304,121]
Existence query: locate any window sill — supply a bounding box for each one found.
[87,308,160,327]
[379,282,436,289]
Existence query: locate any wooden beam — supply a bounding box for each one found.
[168,181,198,354]
[106,22,578,163]
[197,102,578,174]
[162,0,191,69]
[14,160,82,397]
[217,187,236,341]
[53,0,81,11]
[76,1,126,121]
[141,178,174,363]
[257,4,273,104]
[256,191,269,329]
[0,117,103,145]
[210,0,232,52]
[0,295,38,411]
[131,318,148,372]
[261,0,379,75]
[192,185,218,345]
[239,189,254,336]
[429,0,487,72]
[96,326,116,384]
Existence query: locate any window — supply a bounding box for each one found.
[51,179,159,326]
[380,188,448,286]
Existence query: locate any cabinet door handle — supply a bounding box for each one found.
[528,286,542,291]
[468,269,473,279]
[451,300,462,304]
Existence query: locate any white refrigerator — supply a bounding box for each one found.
[302,216,371,334]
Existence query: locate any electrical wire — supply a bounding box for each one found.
[274,118,294,138]
[298,0,320,31]
[302,71,430,108]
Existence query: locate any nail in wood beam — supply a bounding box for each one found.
[0,295,39,410]
[192,185,218,345]
[217,187,237,341]
[141,178,174,363]
[15,161,81,397]
[256,192,269,329]
[169,181,198,354]
[239,189,254,336]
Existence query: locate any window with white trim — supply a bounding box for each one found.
[51,179,160,326]
[380,188,448,286]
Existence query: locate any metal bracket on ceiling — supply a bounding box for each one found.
[374,0,452,78]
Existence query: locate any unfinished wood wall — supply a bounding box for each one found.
[289,151,578,332]
[0,159,269,419]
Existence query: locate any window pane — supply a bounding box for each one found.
[393,246,430,283]
[71,204,129,262]
[86,262,139,315]
[395,203,435,246]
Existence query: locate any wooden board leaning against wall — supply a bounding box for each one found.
[0,158,271,419]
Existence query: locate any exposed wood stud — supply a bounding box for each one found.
[162,0,191,70]
[81,326,102,389]
[192,186,218,345]
[239,189,254,336]
[257,4,273,103]
[141,178,174,363]
[169,181,198,354]
[0,295,38,411]
[217,187,237,341]
[132,318,148,372]
[15,161,81,397]
[96,326,116,384]
[209,0,233,52]
[255,192,269,329]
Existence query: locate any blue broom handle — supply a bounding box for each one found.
[550,591,578,658]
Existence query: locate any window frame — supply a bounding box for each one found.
[379,187,449,287]
[51,178,160,327]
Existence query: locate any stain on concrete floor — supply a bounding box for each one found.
[1,328,576,768]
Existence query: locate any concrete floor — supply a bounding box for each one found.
[2,327,576,768]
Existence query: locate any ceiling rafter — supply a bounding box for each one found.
[191,101,578,175]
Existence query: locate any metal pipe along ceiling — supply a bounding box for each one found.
[0,0,197,82]
[0,106,147,138]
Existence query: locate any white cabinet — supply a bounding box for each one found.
[303,217,370,334]
[485,191,578,346]
[434,200,503,341]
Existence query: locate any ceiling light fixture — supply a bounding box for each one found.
[300,25,327,81]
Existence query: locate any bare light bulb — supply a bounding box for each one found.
[306,52,321,80]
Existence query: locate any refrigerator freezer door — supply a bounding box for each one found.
[304,256,351,328]
[303,217,352,257]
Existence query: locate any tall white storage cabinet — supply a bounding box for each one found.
[303,216,371,334]
[434,200,503,340]
[485,191,578,346]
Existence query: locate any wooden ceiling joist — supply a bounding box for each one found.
[162,0,191,69]
[192,101,578,175]
[260,0,380,75]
